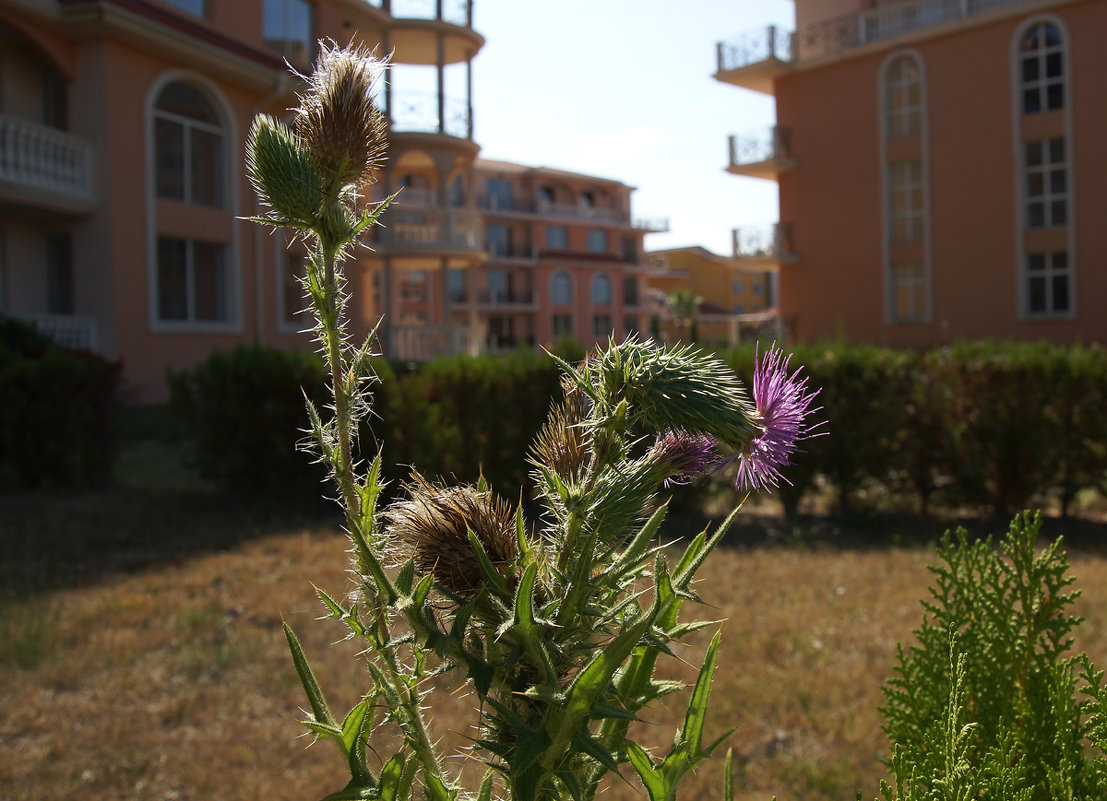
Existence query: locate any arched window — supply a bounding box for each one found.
[550,271,572,306]
[154,82,224,207]
[1019,22,1064,114]
[591,273,612,306]
[884,54,922,139]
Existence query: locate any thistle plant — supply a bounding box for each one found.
[246,43,822,801]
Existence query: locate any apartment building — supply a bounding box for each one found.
[0,0,483,401]
[374,158,668,357]
[715,0,1107,346]
[645,245,776,344]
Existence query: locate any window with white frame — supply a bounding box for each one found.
[546,225,568,250]
[888,159,924,242]
[165,0,205,16]
[263,0,313,65]
[592,313,613,338]
[1024,138,1068,228]
[1019,22,1064,114]
[591,273,612,305]
[551,313,573,339]
[1026,251,1070,315]
[281,249,306,326]
[885,54,922,139]
[889,262,928,322]
[550,271,572,305]
[157,237,228,322]
[448,268,467,303]
[154,82,224,207]
[587,229,608,253]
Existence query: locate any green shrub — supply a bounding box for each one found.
[168,345,329,496]
[880,512,1107,800]
[0,319,121,489]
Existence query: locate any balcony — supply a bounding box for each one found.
[20,314,99,352]
[731,223,798,268]
[376,207,482,252]
[633,217,670,233]
[714,25,794,93]
[385,0,473,27]
[386,90,472,140]
[476,288,536,308]
[0,114,95,213]
[484,242,539,263]
[727,126,796,180]
[389,322,483,361]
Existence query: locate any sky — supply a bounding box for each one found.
[465,0,796,257]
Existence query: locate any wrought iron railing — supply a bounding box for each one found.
[477,288,535,306]
[732,222,795,261]
[387,91,471,139]
[717,25,794,72]
[633,217,670,233]
[0,114,93,202]
[376,207,482,249]
[723,0,1037,67]
[384,0,472,27]
[728,126,792,169]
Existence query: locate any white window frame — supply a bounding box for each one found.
[885,54,922,139]
[590,273,612,306]
[551,312,573,339]
[1019,21,1065,115]
[888,159,925,243]
[146,71,240,333]
[1023,137,1068,229]
[889,262,928,323]
[1025,251,1071,317]
[153,84,225,208]
[155,236,229,324]
[879,49,933,326]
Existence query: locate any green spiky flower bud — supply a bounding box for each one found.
[590,338,759,450]
[245,113,324,227]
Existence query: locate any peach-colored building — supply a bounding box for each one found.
[373,158,667,356]
[0,0,663,402]
[645,246,777,345]
[715,0,1107,346]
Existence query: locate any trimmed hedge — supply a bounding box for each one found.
[169,341,1107,517]
[0,319,121,489]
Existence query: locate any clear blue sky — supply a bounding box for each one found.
[467,0,795,257]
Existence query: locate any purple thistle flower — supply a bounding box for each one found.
[651,428,721,487]
[731,344,824,493]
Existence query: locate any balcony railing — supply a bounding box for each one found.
[722,0,1039,70]
[732,223,796,264]
[476,288,535,306]
[633,217,670,233]
[717,25,794,72]
[727,126,794,175]
[21,314,99,352]
[485,242,539,261]
[389,322,483,361]
[0,114,94,207]
[376,207,482,250]
[383,0,472,27]
[387,91,472,139]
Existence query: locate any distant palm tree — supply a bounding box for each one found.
[666,289,702,343]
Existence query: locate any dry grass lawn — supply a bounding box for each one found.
[4,504,1107,801]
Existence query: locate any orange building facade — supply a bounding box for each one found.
[0,0,663,402]
[645,246,776,345]
[716,0,1107,346]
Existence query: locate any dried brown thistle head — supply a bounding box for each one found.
[383,473,519,598]
[295,41,388,194]
[530,373,592,484]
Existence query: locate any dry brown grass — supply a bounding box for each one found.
[4,507,1107,801]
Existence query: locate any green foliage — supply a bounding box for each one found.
[167,345,329,496]
[717,340,1107,518]
[879,512,1107,800]
[0,318,121,489]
